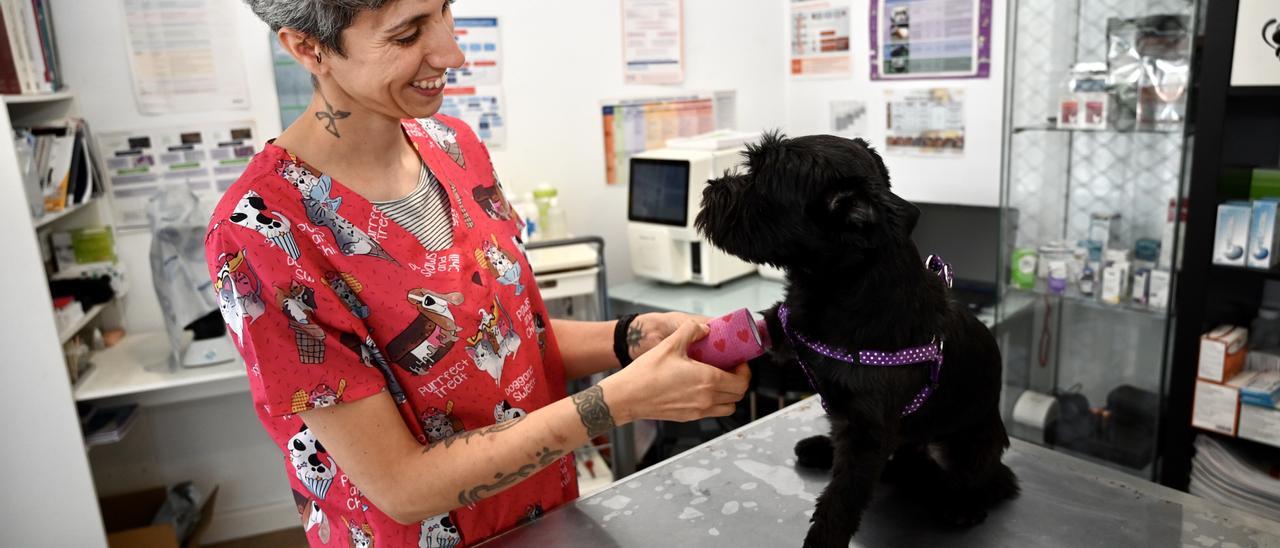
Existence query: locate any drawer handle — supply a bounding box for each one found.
[537,280,559,289]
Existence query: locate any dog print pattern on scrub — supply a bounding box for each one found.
[205,114,576,548]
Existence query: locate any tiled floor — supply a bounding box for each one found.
[206,527,307,548]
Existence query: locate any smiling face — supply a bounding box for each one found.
[318,0,465,120]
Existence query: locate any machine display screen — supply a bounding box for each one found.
[628,159,690,227]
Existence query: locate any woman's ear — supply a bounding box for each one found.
[278,28,325,79]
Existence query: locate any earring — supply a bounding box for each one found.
[315,52,322,64]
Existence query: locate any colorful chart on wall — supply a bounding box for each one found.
[884,88,964,156]
[621,0,685,84]
[99,123,257,228]
[601,96,715,185]
[869,0,991,80]
[790,0,852,78]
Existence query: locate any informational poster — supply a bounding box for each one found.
[601,96,715,185]
[122,0,250,114]
[440,87,506,147]
[870,0,992,80]
[99,123,257,228]
[884,88,964,156]
[830,100,868,138]
[621,0,685,85]
[1230,0,1280,86]
[270,37,311,130]
[790,0,852,78]
[452,18,502,87]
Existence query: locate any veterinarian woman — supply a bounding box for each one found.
[205,1,751,546]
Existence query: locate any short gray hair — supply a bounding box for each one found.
[245,0,393,56]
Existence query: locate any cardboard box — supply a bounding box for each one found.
[1197,325,1249,382]
[1239,370,1280,408]
[1238,402,1280,448]
[1248,199,1280,270]
[1214,202,1252,267]
[100,486,218,548]
[1192,377,1244,435]
[1253,168,1280,200]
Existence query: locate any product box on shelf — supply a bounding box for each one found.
[1197,325,1249,382]
[1237,402,1280,448]
[1249,349,1280,372]
[1247,199,1279,270]
[1253,168,1280,200]
[1192,374,1250,436]
[1148,269,1171,309]
[1238,370,1280,408]
[1213,202,1252,267]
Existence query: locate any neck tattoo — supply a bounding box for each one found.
[314,90,351,138]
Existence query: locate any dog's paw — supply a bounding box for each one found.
[938,505,988,528]
[794,435,834,470]
[802,523,856,548]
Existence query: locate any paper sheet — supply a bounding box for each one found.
[621,0,685,85]
[601,96,716,185]
[122,0,250,114]
[99,123,257,228]
[884,88,965,156]
[440,86,507,148]
[830,100,868,138]
[790,0,852,78]
[870,0,992,80]
[452,17,502,87]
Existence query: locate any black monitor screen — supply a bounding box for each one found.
[911,201,1009,308]
[629,159,690,227]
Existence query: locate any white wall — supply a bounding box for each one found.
[784,0,1007,207]
[452,0,788,284]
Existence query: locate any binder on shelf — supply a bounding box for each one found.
[0,6,19,94]
[21,120,103,223]
[0,0,60,95]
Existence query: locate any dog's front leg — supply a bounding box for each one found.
[803,414,895,548]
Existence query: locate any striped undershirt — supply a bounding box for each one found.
[371,164,454,251]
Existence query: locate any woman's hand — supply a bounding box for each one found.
[626,311,711,361]
[604,320,751,423]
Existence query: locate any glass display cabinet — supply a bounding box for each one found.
[995,0,1200,479]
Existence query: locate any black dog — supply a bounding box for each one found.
[696,132,1018,547]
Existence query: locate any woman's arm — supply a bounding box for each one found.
[301,321,749,525]
[554,312,709,381]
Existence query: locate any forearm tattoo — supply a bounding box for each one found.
[626,319,644,359]
[456,446,564,506]
[421,415,526,453]
[314,89,351,138]
[572,385,616,437]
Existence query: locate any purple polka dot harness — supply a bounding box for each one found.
[779,255,953,416]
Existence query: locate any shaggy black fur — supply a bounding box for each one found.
[696,132,1019,547]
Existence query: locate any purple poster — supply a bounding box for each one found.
[870,0,993,80]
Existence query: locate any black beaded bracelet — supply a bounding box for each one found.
[613,313,639,368]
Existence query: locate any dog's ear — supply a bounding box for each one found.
[825,188,878,228]
[888,193,920,235]
[852,138,892,189]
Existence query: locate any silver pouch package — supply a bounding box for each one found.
[1106,14,1189,131]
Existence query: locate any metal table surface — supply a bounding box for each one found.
[486,397,1280,547]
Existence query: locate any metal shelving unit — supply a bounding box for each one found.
[996,0,1201,480]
